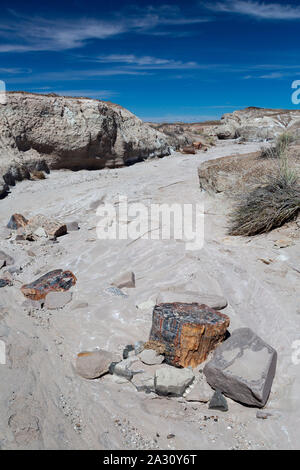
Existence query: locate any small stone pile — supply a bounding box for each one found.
[75,301,277,411]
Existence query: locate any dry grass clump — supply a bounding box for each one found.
[229,133,300,236]
[260,132,295,159]
[228,176,300,236]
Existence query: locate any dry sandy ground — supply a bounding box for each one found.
[0,140,300,450]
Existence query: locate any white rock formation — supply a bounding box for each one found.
[214,107,300,141]
[0,92,171,193]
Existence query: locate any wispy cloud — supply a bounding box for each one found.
[209,1,300,20]
[0,67,31,74]
[5,68,151,85]
[94,54,200,70]
[0,17,125,53]
[0,7,211,53]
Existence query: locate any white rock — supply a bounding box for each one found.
[33,227,47,238]
[184,375,213,403]
[139,349,164,365]
[112,271,135,289]
[154,365,195,396]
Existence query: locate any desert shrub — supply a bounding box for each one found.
[229,132,300,236]
[228,174,300,236]
[260,132,295,159]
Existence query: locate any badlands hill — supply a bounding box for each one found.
[1,93,300,199]
[0,92,171,197]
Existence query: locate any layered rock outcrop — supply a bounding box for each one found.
[214,107,300,141]
[0,92,171,194]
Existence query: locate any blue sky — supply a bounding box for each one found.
[0,0,300,122]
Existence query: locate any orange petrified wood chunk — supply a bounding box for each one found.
[150,302,230,368]
[21,269,77,300]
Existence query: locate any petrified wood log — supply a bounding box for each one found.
[21,269,77,300]
[149,302,230,368]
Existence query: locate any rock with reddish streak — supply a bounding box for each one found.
[21,269,77,300]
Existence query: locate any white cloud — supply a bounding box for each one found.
[209,1,300,20]
[0,17,125,53]
[94,54,200,69]
[0,7,211,53]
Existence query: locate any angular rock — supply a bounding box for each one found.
[134,341,145,355]
[132,372,155,393]
[203,327,277,408]
[76,350,118,379]
[154,365,194,396]
[7,214,28,230]
[139,349,164,365]
[27,215,67,239]
[66,221,80,231]
[256,410,272,420]
[184,375,213,403]
[21,269,77,300]
[208,389,228,412]
[44,291,73,310]
[113,357,140,380]
[156,290,228,310]
[112,271,135,289]
[0,250,14,266]
[150,303,230,368]
[122,344,135,359]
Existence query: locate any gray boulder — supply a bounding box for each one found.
[204,327,277,407]
[154,365,194,396]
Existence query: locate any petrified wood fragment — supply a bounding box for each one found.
[7,214,28,230]
[21,269,77,300]
[149,302,230,368]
